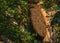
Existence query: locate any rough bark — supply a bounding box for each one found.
[29,2,51,42]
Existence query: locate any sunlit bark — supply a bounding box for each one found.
[29,1,51,42]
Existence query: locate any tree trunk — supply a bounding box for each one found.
[29,2,51,43]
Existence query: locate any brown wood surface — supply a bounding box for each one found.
[30,3,52,42]
[30,4,47,37]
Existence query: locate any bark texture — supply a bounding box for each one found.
[30,2,51,42]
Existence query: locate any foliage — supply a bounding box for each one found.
[0,0,33,43]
